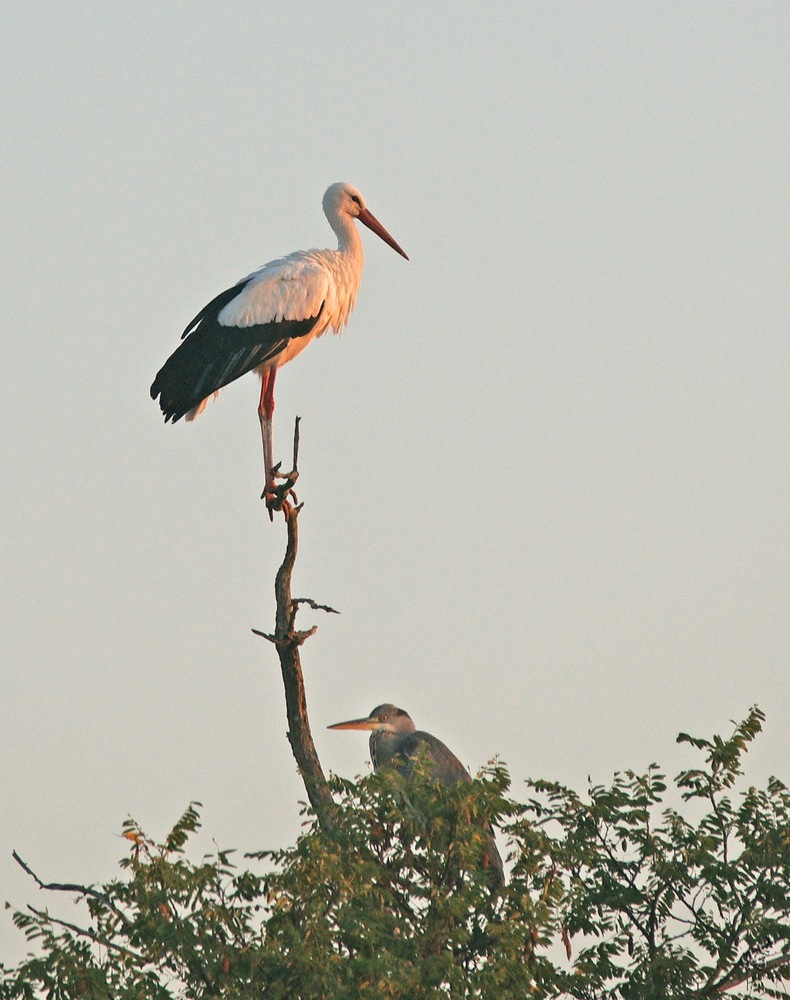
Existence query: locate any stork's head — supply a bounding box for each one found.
[323,183,409,260]
[323,181,366,219]
[328,703,416,735]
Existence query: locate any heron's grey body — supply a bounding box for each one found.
[329,703,504,886]
[365,705,470,785]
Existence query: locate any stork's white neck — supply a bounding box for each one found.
[329,211,365,262]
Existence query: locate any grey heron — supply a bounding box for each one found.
[328,703,505,887]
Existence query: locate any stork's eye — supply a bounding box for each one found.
[350,194,361,205]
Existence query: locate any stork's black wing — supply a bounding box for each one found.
[150,279,323,423]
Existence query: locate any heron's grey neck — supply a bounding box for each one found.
[370,729,402,771]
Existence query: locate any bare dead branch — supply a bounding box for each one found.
[258,418,336,832]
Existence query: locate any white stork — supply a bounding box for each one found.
[150,182,408,502]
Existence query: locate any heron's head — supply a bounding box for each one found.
[328,703,416,735]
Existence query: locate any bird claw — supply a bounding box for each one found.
[262,419,302,518]
[262,467,300,516]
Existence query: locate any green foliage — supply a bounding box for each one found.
[525,707,790,998]
[2,709,788,998]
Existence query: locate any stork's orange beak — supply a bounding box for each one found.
[357,207,409,260]
[327,715,378,731]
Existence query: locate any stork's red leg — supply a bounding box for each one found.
[258,366,278,500]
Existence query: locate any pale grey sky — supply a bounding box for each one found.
[1,3,788,962]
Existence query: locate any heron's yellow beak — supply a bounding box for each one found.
[327,716,377,731]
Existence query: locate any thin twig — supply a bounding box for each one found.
[293,598,340,615]
[716,951,790,993]
[265,415,302,516]
[13,851,130,927]
[25,905,141,960]
[251,628,276,643]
